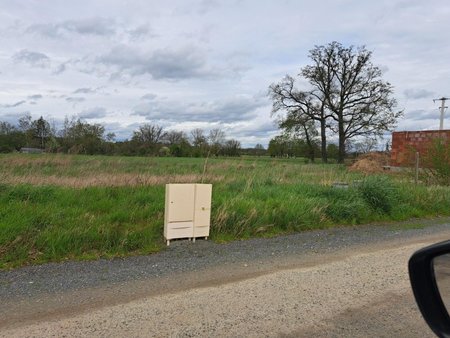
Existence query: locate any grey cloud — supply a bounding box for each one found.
[13,49,50,68]
[408,109,442,121]
[235,121,278,138]
[27,94,43,100]
[133,95,265,123]
[127,25,153,40]
[65,97,85,103]
[28,18,116,38]
[0,113,28,124]
[1,100,26,108]
[404,89,435,99]
[73,87,95,94]
[140,93,157,100]
[54,62,67,74]
[98,45,215,80]
[79,107,108,119]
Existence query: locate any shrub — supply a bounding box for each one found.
[357,176,397,214]
[422,138,450,186]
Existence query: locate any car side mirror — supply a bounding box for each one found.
[409,240,450,338]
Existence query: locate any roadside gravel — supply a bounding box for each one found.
[1,217,450,335]
[1,217,450,300]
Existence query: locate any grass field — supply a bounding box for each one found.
[1,153,450,269]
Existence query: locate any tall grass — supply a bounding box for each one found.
[0,154,449,269]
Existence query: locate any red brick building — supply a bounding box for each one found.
[391,130,450,167]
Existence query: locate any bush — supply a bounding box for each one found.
[357,176,397,214]
[422,138,450,186]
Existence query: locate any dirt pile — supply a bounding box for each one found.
[349,152,390,174]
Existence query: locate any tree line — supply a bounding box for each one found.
[268,41,402,163]
[0,114,249,157]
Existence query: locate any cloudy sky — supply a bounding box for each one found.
[0,0,449,147]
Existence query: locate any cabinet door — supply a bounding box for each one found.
[166,184,195,222]
[194,184,212,227]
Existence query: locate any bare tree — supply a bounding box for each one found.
[190,128,206,146]
[164,130,188,145]
[222,139,241,156]
[279,112,318,162]
[353,137,378,154]
[132,124,166,145]
[269,76,330,162]
[270,42,402,163]
[302,41,402,163]
[208,128,225,156]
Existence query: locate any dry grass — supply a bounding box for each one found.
[0,173,224,188]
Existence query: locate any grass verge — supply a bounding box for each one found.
[1,154,449,269]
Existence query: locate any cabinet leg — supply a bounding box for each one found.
[193,237,196,243]
[167,240,170,246]
[205,236,208,240]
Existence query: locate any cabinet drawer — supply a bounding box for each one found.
[194,225,210,237]
[165,221,193,239]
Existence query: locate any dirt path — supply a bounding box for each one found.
[1,223,450,337]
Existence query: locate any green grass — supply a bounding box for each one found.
[1,153,449,269]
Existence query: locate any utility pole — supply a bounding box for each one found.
[433,97,449,130]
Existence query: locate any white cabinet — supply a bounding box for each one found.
[164,184,212,245]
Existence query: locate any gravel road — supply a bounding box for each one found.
[1,217,450,337]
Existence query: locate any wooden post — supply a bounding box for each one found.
[415,152,420,184]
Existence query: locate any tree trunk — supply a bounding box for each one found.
[338,120,346,163]
[320,120,327,163]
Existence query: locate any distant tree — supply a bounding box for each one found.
[59,117,105,154]
[132,124,165,144]
[31,116,52,149]
[278,112,319,162]
[163,130,188,145]
[0,121,16,135]
[0,121,24,152]
[208,128,226,156]
[255,143,264,150]
[268,135,293,157]
[190,128,208,157]
[222,139,241,156]
[18,113,33,147]
[254,143,265,156]
[18,113,32,132]
[106,132,116,142]
[353,137,378,155]
[191,128,206,147]
[162,130,191,157]
[327,143,339,160]
[132,124,166,155]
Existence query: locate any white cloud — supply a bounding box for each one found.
[1,0,450,146]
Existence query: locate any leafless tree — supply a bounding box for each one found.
[303,42,402,163]
[270,41,402,163]
[164,130,188,145]
[269,76,330,162]
[132,124,166,145]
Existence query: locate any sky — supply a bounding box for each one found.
[0,0,449,147]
